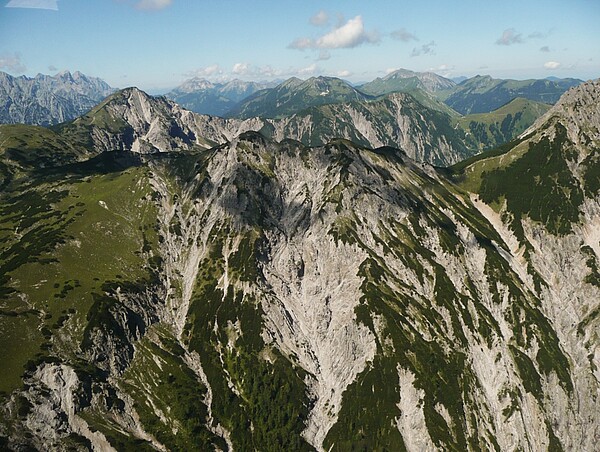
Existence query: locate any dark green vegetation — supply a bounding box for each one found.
[359,68,456,96]
[478,124,585,236]
[442,75,581,115]
[454,118,600,238]
[457,98,551,151]
[227,76,373,119]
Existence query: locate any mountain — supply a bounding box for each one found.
[0,82,549,171]
[457,97,552,151]
[165,78,275,116]
[259,92,469,165]
[228,76,373,119]
[359,68,456,96]
[0,79,599,451]
[0,71,115,126]
[442,75,582,114]
[47,86,467,166]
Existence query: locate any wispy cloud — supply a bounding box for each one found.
[310,10,329,26]
[540,46,550,53]
[184,62,325,82]
[529,29,553,39]
[391,28,418,42]
[544,61,561,70]
[290,15,379,50]
[0,52,26,73]
[495,28,523,46]
[48,64,57,72]
[317,50,331,61]
[337,69,352,78]
[186,64,223,78]
[232,63,248,75]
[289,37,314,50]
[411,41,436,57]
[298,63,317,75]
[5,0,58,10]
[135,0,172,11]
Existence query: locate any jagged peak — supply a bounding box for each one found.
[383,68,418,80]
[104,86,162,107]
[522,78,600,140]
[279,76,303,88]
[553,78,600,108]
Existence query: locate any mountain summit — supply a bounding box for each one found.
[228,76,373,119]
[359,68,456,95]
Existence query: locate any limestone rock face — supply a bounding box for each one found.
[0,71,114,125]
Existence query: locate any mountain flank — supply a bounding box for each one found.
[0,79,598,451]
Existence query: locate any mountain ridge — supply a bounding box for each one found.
[0,71,115,126]
[359,68,456,96]
[443,75,583,114]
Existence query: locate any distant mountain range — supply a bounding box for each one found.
[163,69,581,122]
[358,68,457,95]
[441,75,582,114]
[0,71,115,126]
[227,76,373,119]
[165,78,277,116]
[0,69,584,160]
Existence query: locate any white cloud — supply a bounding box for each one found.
[310,10,329,26]
[411,41,436,57]
[186,64,223,78]
[298,63,317,75]
[495,28,523,46]
[290,15,379,50]
[232,63,249,75]
[5,0,58,10]
[0,53,26,73]
[289,37,314,50]
[391,28,418,42]
[437,64,454,71]
[316,16,378,49]
[544,61,561,69]
[385,67,398,75]
[183,62,329,82]
[135,0,172,11]
[337,70,351,78]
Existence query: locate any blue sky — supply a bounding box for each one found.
[0,0,599,92]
